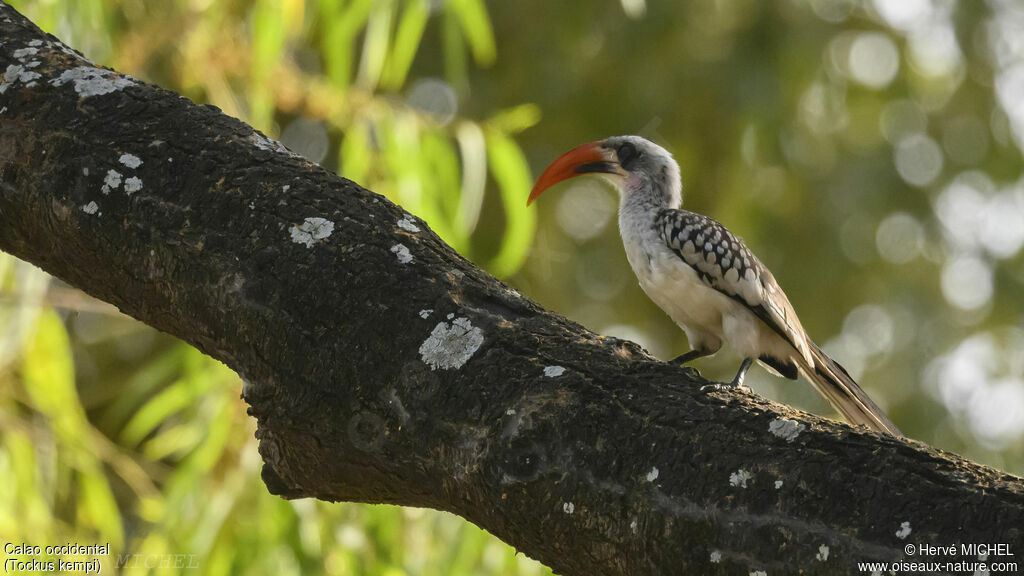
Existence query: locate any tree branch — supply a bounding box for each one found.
[1,4,1021,574]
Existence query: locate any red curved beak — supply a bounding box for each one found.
[527,141,619,206]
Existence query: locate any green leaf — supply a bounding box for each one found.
[249,0,289,129]
[1,428,52,536]
[488,103,543,135]
[485,131,537,277]
[380,115,460,248]
[381,0,429,90]
[454,122,487,234]
[441,10,468,91]
[78,466,124,547]
[340,120,373,184]
[0,260,50,371]
[22,311,124,546]
[99,345,188,432]
[141,422,204,461]
[447,0,496,66]
[23,308,84,437]
[119,375,198,447]
[321,0,378,90]
[423,130,464,225]
[162,393,234,509]
[357,0,395,91]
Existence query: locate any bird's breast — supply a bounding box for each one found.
[624,237,730,334]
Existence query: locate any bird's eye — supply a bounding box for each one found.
[618,142,640,169]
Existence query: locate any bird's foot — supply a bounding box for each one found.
[700,358,753,392]
[700,380,751,393]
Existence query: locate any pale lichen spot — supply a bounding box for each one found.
[543,365,566,378]
[12,47,38,60]
[118,153,142,169]
[282,184,290,192]
[505,409,516,416]
[418,309,433,319]
[418,317,483,370]
[123,176,143,195]
[397,214,420,233]
[562,502,574,514]
[29,40,44,47]
[630,518,638,534]
[250,131,300,158]
[896,521,912,540]
[729,469,752,488]
[816,545,829,562]
[709,551,722,563]
[289,217,335,248]
[50,66,135,97]
[56,41,90,61]
[750,571,767,576]
[0,63,40,93]
[102,169,122,194]
[81,201,99,215]
[774,479,783,490]
[390,243,413,264]
[645,467,659,482]
[768,418,806,443]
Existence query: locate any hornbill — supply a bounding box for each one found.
[528,135,901,437]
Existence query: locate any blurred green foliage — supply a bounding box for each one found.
[3,0,548,573]
[2,0,1024,574]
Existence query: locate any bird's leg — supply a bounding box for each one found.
[728,357,754,388]
[669,349,713,366]
[700,357,754,392]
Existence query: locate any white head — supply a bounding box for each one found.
[528,135,682,210]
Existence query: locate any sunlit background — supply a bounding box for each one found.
[1,0,1022,574]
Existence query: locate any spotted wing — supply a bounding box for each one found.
[656,209,812,366]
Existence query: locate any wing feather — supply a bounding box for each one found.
[655,209,813,366]
[654,209,900,435]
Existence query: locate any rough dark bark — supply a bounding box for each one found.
[1,5,1021,575]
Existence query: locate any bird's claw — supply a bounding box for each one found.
[680,366,701,379]
[700,381,751,393]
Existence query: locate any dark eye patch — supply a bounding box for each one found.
[618,142,640,169]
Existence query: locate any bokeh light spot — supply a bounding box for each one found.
[280,117,329,164]
[875,212,923,264]
[848,32,900,89]
[940,255,993,311]
[555,182,616,242]
[871,0,931,31]
[894,133,943,187]
[842,304,894,358]
[406,78,458,126]
[980,188,1024,259]
[810,0,856,23]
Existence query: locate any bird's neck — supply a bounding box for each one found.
[618,179,680,243]
[619,178,681,218]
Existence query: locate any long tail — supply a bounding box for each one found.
[795,343,902,437]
